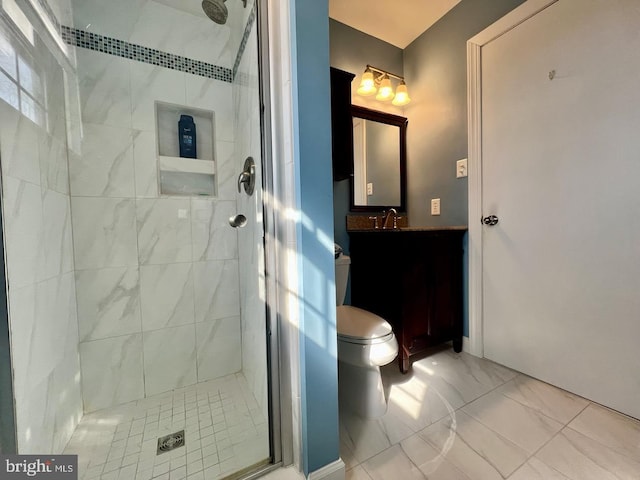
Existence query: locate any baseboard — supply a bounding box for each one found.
[307,459,345,480]
[462,336,471,354]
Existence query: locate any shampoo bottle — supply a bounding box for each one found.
[178,114,197,158]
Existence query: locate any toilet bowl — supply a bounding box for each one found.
[335,252,398,418]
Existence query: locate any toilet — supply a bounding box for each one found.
[335,252,398,418]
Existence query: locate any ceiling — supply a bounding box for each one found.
[329,0,462,49]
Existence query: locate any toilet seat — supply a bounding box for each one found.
[337,306,394,345]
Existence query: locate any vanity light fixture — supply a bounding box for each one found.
[356,65,411,106]
[393,80,411,106]
[376,74,395,101]
[356,67,377,96]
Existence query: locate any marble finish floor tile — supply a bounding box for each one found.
[339,410,395,464]
[402,431,487,480]
[343,351,640,480]
[420,411,528,478]
[568,403,640,461]
[462,390,563,454]
[495,375,589,424]
[382,350,517,411]
[536,427,640,480]
[509,458,571,479]
[345,465,373,480]
[361,445,425,480]
[413,350,518,404]
[65,374,268,480]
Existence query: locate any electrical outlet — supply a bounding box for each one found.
[456,158,468,178]
[367,182,373,196]
[431,198,441,216]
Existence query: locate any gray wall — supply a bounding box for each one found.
[329,19,404,257]
[403,0,526,226]
[329,19,405,117]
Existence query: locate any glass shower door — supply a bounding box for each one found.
[0,0,273,478]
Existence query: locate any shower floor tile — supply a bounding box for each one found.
[65,373,269,480]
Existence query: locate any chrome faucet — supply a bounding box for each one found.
[381,208,398,230]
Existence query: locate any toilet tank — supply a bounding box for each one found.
[335,254,351,306]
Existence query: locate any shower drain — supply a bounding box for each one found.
[157,430,185,455]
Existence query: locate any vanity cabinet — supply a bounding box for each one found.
[349,228,466,373]
[330,67,355,181]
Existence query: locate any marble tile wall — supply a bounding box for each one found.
[0,25,82,453]
[70,32,242,412]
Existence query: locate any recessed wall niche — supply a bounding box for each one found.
[155,101,217,196]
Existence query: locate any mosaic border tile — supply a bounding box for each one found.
[61,26,234,82]
[35,0,257,83]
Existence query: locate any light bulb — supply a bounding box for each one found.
[357,69,377,96]
[392,81,411,106]
[376,75,394,101]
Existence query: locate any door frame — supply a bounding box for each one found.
[466,0,558,357]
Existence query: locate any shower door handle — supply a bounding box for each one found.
[237,172,251,192]
[237,157,256,196]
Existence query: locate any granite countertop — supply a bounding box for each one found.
[347,225,468,233]
[346,215,467,232]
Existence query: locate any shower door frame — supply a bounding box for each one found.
[256,0,282,470]
[0,197,17,454]
[253,0,293,473]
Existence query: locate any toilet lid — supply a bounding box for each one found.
[336,306,393,341]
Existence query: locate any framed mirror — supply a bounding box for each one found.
[350,105,407,212]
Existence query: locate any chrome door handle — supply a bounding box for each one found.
[237,157,256,195]
[482,215,499,226]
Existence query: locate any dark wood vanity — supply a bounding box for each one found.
[348,227,467,373]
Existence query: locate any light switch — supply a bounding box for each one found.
[431,198,441,216]
[367,182,374,196]
[456,158,468,178]
[178,209,188,219]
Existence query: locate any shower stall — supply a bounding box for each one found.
[0,0,277,478]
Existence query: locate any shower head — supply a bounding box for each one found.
[202,0,228,25]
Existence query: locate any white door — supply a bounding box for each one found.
[481,0,640,419]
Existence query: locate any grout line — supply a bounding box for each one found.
[498,402,593,478]
[396,442,429,480]
[563,401,592,428]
